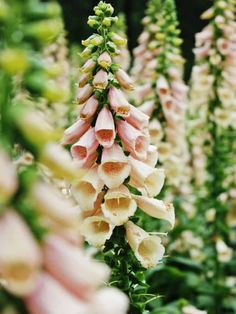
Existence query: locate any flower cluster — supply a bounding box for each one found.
[0,1,129,313]
[131,0,190,192]
[63,1,175,269]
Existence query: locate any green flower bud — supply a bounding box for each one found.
[155,33,165,41]
[94,8,103,16]
[81,34,96,47]
[109,32,127,46]
[172,38,183,46]
[90,35,104,46]
[87,16,100,28]
[102,17,112,27]
[80,44,94,58]
[0,48,29,75]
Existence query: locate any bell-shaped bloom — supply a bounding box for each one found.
[31,182,78,227]
[77,84,93,104]
[135,83,152,102]
[98,52,112,69]
[216,238,233,263]
[39,143,80,180]
[133,44,146,57]
[138,100,155,117]
[93,69,108,90]
[95,107,115,148]
[125,221,165,268]
[125,104,149,130]
[80,213,114,247]
[98,143,131,188]
[90,287,129,314]
[108,87,130,117]
[115,68,134,91]
[25,273,89,314]
[62,119,91,145]
[0,150,18,204]
[43,235,110,300]
[145,145,159,167]
[157,142,172,162]
[79,72,91,88]
[132,195,175,229]
[156,76,170,96]
[81,58,96,73]
[149,119,164,144]
[129,156,165,197]
[101,185,137,226]
[80,96,99,120]
[72,165,104,211]
[117,120,149,160]
[71,128,99,162]
[0,211,42,296]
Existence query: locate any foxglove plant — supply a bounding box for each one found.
[187,0,236,312]
[132,0,191,195]
[63,2,175,312]
[0,1,129,313]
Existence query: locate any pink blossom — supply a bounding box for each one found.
[95,107,115,148]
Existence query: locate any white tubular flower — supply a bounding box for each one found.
[125,221,165,268]
[216,238,233,263]
[132,195,175,229]
[101,185,137,226]
[72,165,104,211]
[80,213,114,248]
[129,156,165,197]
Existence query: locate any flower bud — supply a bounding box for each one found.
[115,68,134,91]
[93,69,109,90]
[109,32,127,46]
[81,58,96,73]
[98,52,112,69]
[77,84,93,104]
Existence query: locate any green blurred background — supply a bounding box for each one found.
[58,0,210,78]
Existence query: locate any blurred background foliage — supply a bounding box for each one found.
[58,0,210,78]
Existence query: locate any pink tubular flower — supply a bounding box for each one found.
[115,69,134,91]
[77,84,93,104]
[78,72,91,88]
[125,104,149,130]
[43,235,110,300]
[80,95,99,120]
[81,58,96,73]
[156,76,170,96]
[25,273,89,314]
[117,120,149,160]
[0,210,42,297]
[97,52,112,69]
[129,156,165,197]
[95,107,115,148]
[71,128,99,161]
[98,142,131,188]
[108,87,130,117]
[138,100,155,117]
[93,69,108,90]
[62,119,91,145]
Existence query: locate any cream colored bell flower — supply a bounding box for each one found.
[145,145,159,167]
[216,238,233,263]
[101,185,137,226]
[125,221,165,268]
[149,118,164,144]
[0,210,42,297]
[80,212,114,247]
[72,165,104,211]
[98,143,131,188]
[129,156,165,197]
[156,142,172,162]
[132,195,175,229]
